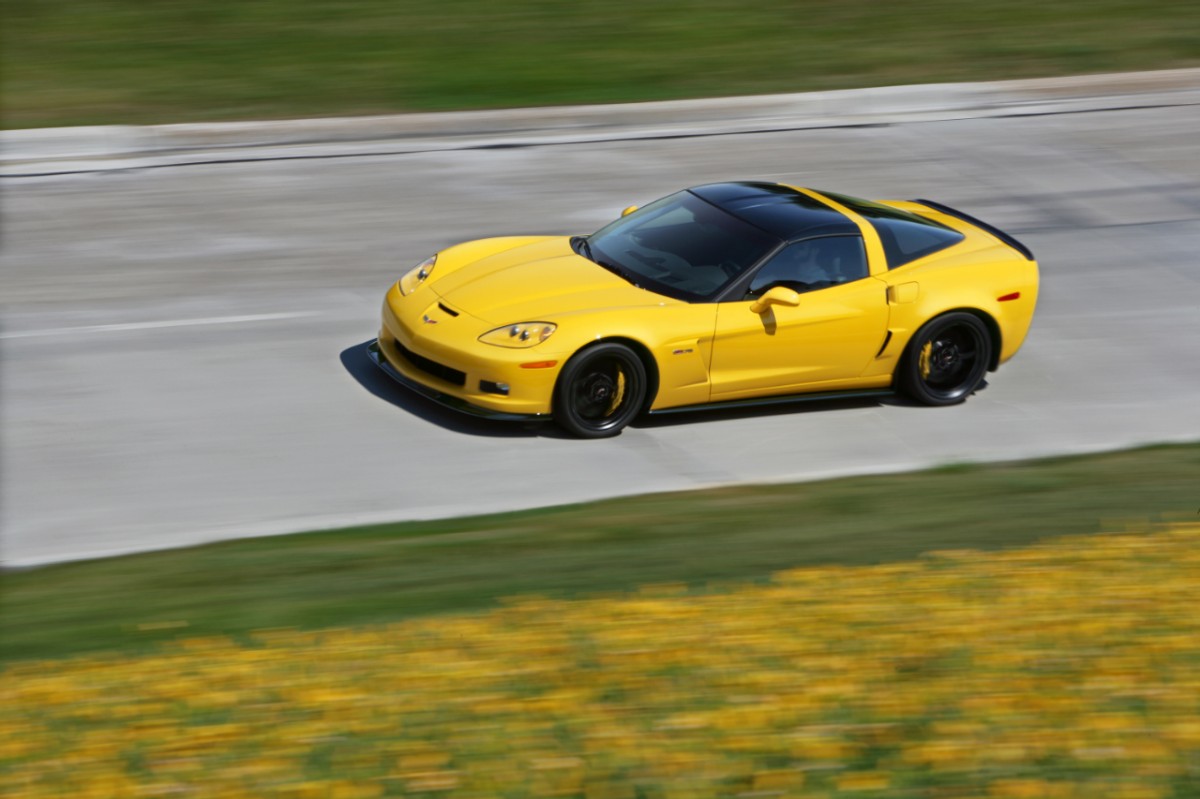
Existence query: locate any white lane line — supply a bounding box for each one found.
[0,311,322,339]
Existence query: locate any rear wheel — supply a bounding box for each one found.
[899,312,991,405]
[553,343,647,438]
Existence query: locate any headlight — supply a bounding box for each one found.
[398,255,437,296]
[479,322,557,348]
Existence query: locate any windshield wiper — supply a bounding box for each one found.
[571,235,643,287]
[570,235,593,260]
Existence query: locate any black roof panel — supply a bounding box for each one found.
[690,182,857,240]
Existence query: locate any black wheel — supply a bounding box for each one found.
[553,343,648,438]
[899,312,992,405]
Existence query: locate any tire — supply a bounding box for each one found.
[899,312,992,405]
[553,343,648,438]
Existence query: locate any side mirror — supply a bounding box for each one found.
[620,205,639,217]
[749,286,801,314]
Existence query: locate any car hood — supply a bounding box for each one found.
[430,236,673,324]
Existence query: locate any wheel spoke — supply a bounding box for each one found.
[574,374,609,418]
[571,361,631,421]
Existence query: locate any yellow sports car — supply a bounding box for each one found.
[369,182,1038,437]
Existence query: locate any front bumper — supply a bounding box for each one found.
[367,340,547,421]
[376,286,565,417]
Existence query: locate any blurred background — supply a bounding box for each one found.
[4,2,1200,797]
[4,0,1199,128]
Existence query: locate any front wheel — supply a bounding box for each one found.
[553,343,648,438]
[899,312,992,405]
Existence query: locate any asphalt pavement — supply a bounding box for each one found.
[3,73,1199,566]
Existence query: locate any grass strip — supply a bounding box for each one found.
[5,523,1200,795]
[5,0,1200,129]
[2,442,1198,663]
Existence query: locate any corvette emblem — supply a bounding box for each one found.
[422,314,438,324]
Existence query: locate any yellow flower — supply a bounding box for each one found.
[836,771,890,791]
[3,522,1198,799]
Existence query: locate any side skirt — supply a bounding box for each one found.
[647,388,895,416]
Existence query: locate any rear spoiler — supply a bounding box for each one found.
[914,199,1035,261]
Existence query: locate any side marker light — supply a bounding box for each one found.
[520,360,558,369]
[998,292,1021,302]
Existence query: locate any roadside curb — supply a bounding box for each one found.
[4,68,1199,176]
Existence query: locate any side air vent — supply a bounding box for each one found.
[437,303,460,317]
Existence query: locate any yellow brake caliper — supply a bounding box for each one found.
[605,370,626,416]
[918,341,933,380]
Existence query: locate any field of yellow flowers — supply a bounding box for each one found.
[4,523,1199,798]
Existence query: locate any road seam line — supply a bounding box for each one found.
[0,311,322,339]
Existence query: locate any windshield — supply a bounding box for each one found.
[582,191,781,302]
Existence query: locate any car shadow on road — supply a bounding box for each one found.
[339,341,566,438]
[634,380,991,429]
[341,339,974,437]
[629,395,891,431]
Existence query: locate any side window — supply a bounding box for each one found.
[746,236,868,298]
[818,191,965,269]
[869,217,964,269]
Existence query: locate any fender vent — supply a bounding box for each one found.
[874,330,893,359]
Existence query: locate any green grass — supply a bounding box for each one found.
[4,0,1200,129]
[3,443,1198,664]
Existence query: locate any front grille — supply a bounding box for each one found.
[394,340,466,387]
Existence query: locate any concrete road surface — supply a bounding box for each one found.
[4,90,1199,566]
